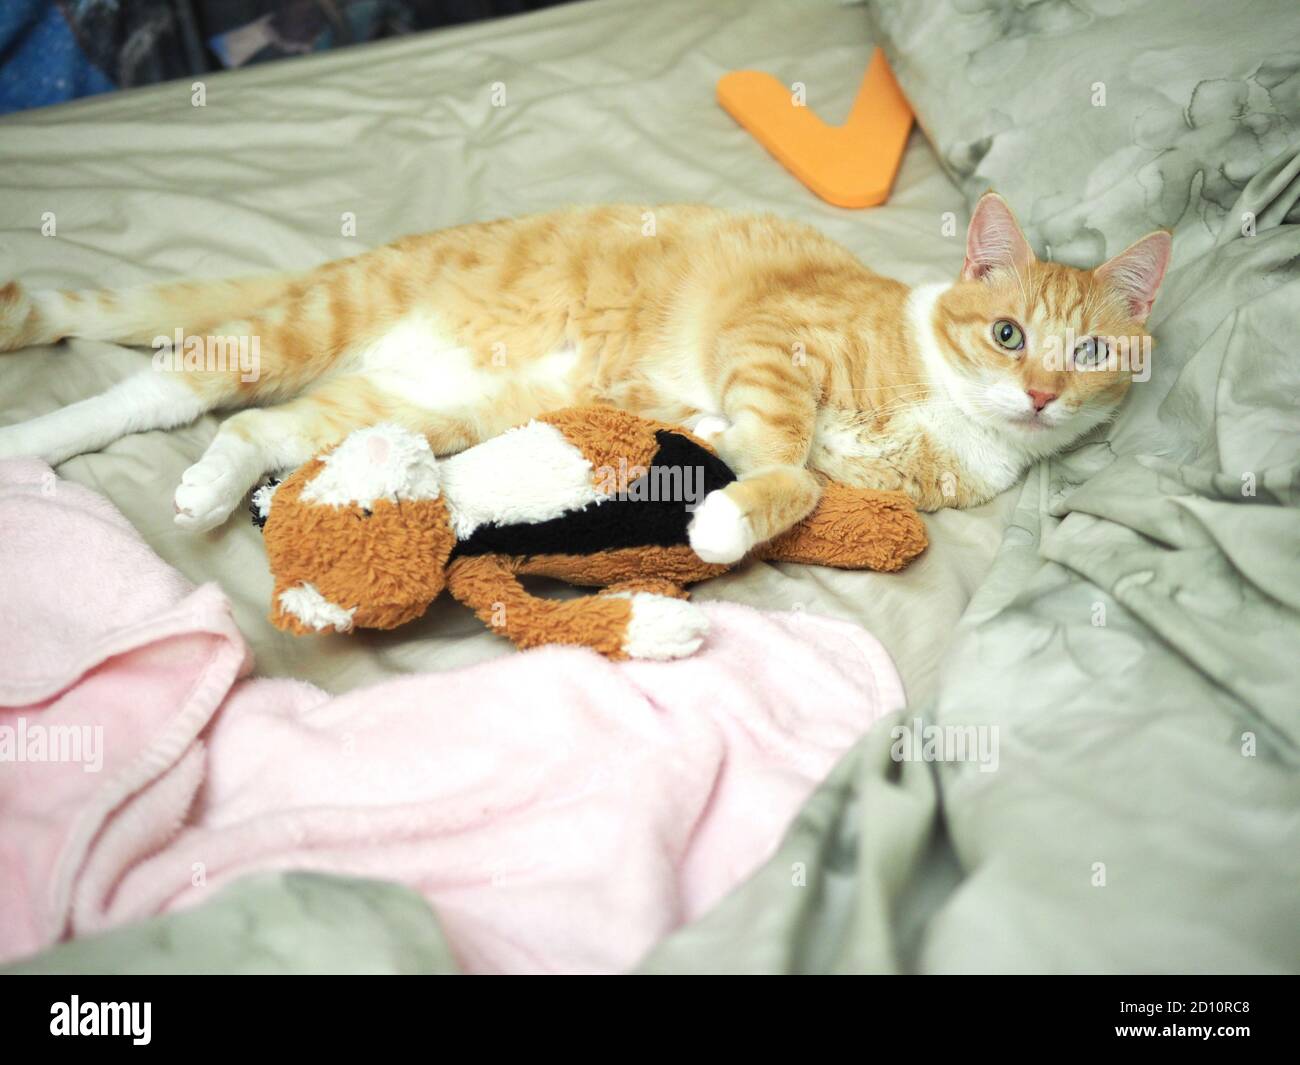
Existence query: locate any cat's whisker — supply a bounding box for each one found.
[856,396,968,421]
[837,372,935,389]
[840,385,933,397]
[1008,260,1031,312]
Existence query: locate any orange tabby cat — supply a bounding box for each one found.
[0,193,1169,563]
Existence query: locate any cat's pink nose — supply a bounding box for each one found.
[1027,389,1057,412]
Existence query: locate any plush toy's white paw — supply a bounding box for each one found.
[278,582,356,633]
[620,593,709,660]
[688,489,753,564]
[174,453,248,531]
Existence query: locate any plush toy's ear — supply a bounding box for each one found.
[757,484,927,572]
[300,423,441,508]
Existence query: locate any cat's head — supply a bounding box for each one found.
[928,192,1171,450]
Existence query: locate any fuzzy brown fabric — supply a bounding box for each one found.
[756,483,928,572]
[264,456,456,633]
[515,543,730,588]
[599,578,691,600]
[538,407,663,490]
[446,553,635,658]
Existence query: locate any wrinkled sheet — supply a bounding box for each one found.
[0,0,1007,708]
[5,873,459,975]
[868,0,1300,271]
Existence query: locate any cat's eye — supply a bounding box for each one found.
[1073,336,1109,369]
[991,319,1024,352]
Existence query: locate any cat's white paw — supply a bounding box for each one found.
[686,413,730,442]
[174,453,250,531]
[688,488,753,564]
[619,593,709,660]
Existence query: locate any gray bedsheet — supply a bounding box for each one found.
[4,873,457,975]
[0,0,1009,706]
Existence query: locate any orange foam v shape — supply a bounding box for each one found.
[718,47,914,209]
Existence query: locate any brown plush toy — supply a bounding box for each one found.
[253,407,927,660]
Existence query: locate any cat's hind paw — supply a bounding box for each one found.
[0,282,33,353]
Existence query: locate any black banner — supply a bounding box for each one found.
[0,975,1289,1051]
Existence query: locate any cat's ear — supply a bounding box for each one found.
[962,192,1035,281]
[1093,231,1172,324]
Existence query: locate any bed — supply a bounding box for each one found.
[2,0,1297,974]
[0,0,1009,707]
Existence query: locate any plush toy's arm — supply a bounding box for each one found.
[445,555,707,660]
[754,483,927,572]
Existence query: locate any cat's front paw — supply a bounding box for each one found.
[688,488,753,564]
[174,453,250,531]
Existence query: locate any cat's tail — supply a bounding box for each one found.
[0,274,300,352]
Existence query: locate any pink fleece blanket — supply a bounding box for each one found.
[0,458,905,973]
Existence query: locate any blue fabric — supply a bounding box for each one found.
[0,1,575,115]
[0,1,115,115]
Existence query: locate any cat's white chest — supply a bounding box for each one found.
[901,281,1030,497]
[910,402,1027,496]
[810,404,1027,501]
